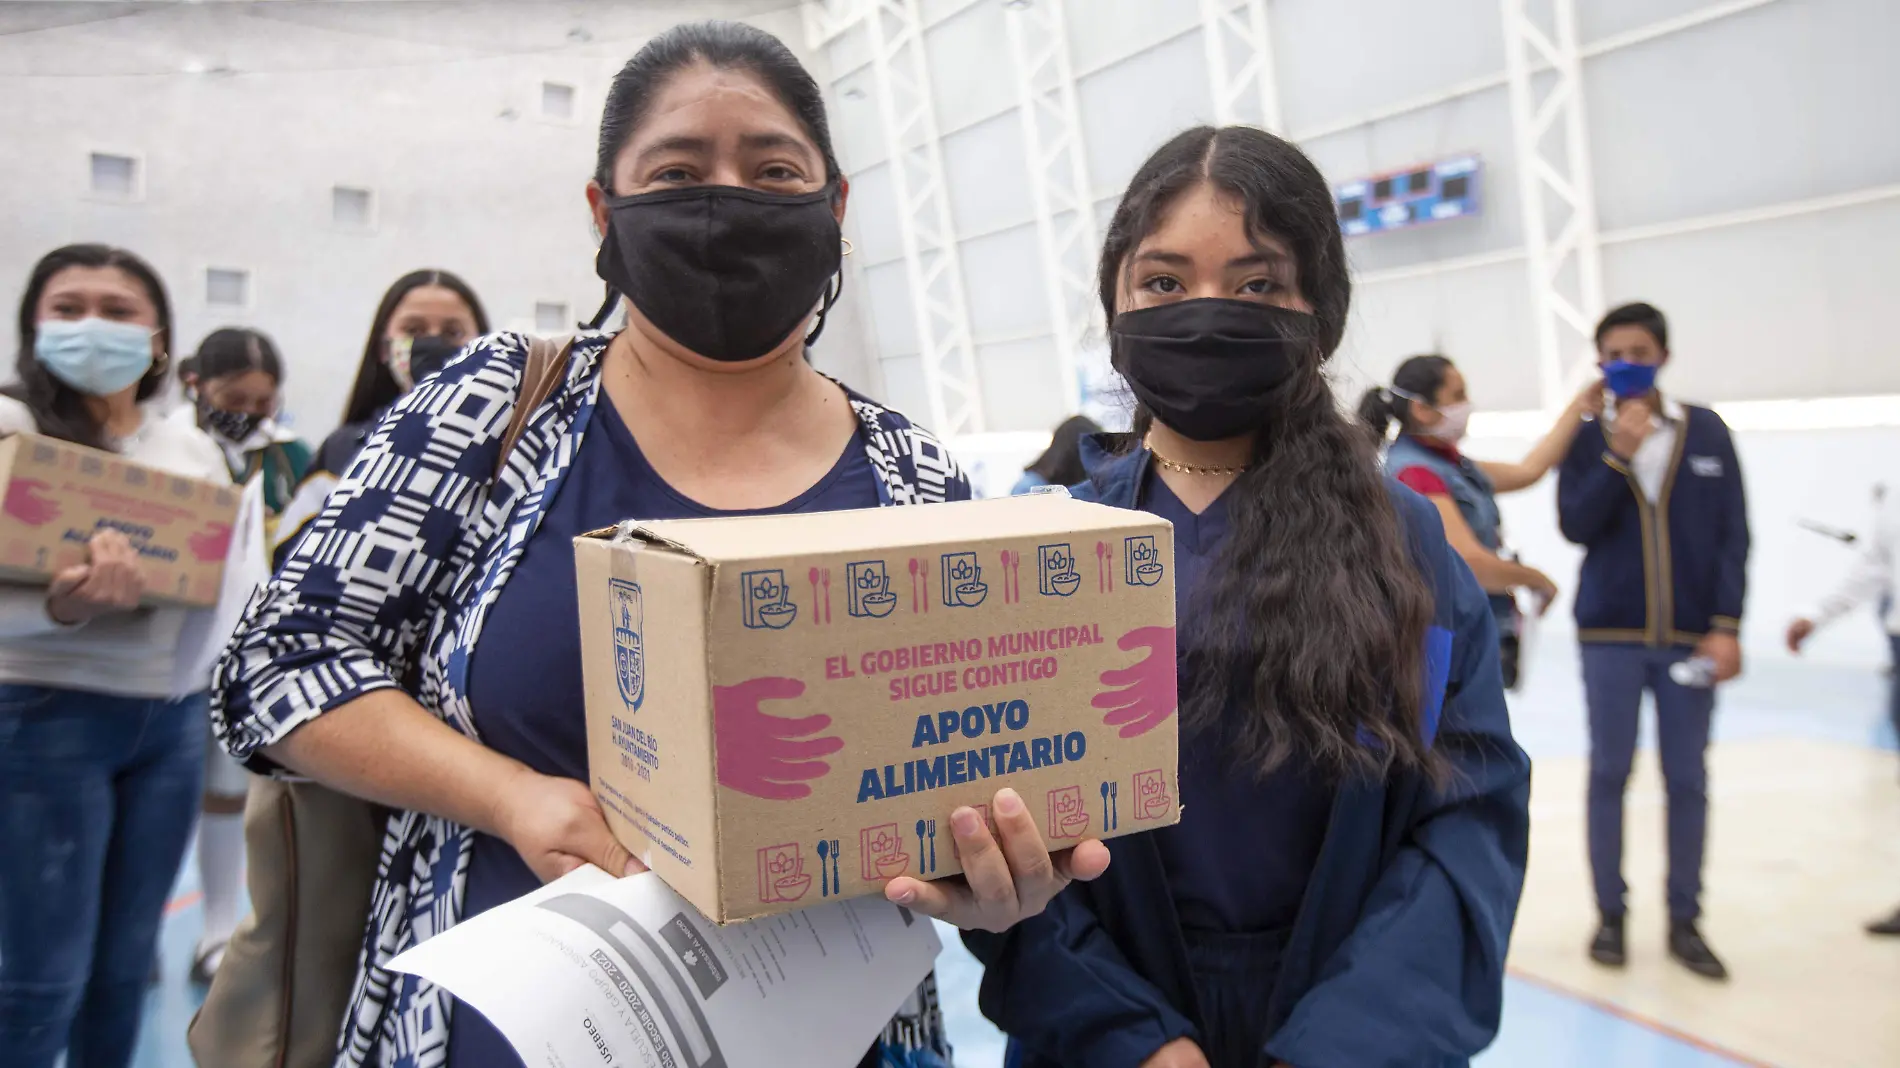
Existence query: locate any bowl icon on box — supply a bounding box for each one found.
[1038,543,1082,597]
[757,843,811,904]
[1125,536,1165,587]
[742,569,799,630]
[1047,786,1091,839]
[848,560,899,618]
[940,552,988,608]
[860,823,913,880]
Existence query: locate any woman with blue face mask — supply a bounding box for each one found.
[0,244,232,1067]
[1359,355,1601,687]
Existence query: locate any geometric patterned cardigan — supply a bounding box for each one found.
[212,331,964,1068]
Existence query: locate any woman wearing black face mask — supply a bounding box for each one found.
[965,127,1529,1068]
[170,326,312,984]
[214,21,1106,1068]
[271,269,488,568]
[175,328,311,533]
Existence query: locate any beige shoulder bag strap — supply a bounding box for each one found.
[496,334,575,477]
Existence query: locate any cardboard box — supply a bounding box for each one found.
[0,432,239,607]
[576,494,1181,923]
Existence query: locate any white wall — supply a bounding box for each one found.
[0,0,879,439]
[815,0,1899,665]
[824,0,1900,426]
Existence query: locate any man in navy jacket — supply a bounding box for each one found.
[1558,302,1749,980]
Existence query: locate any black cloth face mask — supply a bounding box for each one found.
[199,401,261,444]
[1111,298,1320,441]
[595,184,843,362]
[406,335,462,385]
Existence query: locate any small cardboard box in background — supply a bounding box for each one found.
[0,432,239,607]
[575,494,1181,923]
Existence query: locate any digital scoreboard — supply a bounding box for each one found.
[1335,154,1482,237]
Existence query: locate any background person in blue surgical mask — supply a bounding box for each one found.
[1359,355,1600,688]
[0,244,231,1068]
[272,269,488,568]
[1558,300,1749,981]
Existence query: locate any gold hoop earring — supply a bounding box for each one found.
[841,237,855,257]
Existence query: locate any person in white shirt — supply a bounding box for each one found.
[0,244,231,1068]
[1787,480,1899,936]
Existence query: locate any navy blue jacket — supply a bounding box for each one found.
[1556,404,1749,646]
[964,440,1531,1068]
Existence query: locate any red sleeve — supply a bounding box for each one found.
[1394,465,1451,497]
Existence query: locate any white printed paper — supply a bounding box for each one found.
[388,867,941,1068]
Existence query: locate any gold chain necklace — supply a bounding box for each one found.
[1148,444,1249,477]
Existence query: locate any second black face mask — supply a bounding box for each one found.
[595,184,842,362]
[1111,298,1320,441]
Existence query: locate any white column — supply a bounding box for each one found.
[865,0,986,437]
[1006,0,1098,415]
[1502,0,1606,409]
[1200,0,1282,131]
[800,0,866,51]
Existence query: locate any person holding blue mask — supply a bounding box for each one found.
[1558,300,1749,980]
[0,244,231,1067]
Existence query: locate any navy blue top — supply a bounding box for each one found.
[1141,472,1334,934]
[1556,405,1749,645]
[451,398,878,1067]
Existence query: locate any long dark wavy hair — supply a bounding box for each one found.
[1100,126,1443,784]
[6,244,173,450]
[338,269,489,426]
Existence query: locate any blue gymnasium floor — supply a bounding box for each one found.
[137,646,1895,1068]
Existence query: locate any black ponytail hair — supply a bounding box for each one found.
[1357,353,1455,443]
[6,244,173,451]
[1099,126,1444,785]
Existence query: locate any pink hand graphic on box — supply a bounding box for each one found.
[4,479,60,526]
[188,522,233,563]
[714,677,843,801]
[1092,626,1178,738]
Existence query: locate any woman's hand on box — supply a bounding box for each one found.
[46,530,146,624]
[496,768,648,884]
[884,787,1110,932]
